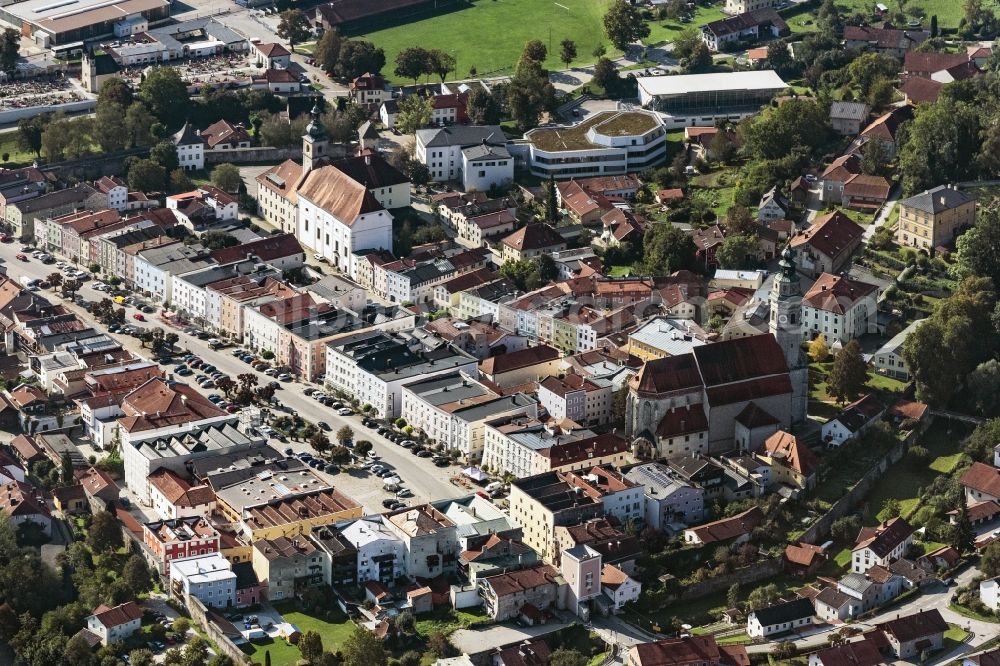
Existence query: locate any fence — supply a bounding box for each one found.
[203,145,317,165]
[0,98,96,124]
[187,595,251,664]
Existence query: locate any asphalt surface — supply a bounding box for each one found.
[0,244,468,511]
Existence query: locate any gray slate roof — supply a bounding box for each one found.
[899,185,974,214]
[417,125,506,148]
[830,101,869,121]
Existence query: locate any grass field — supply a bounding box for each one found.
[0,131,40,168]
[645,5,727,44]
[357,0,614,82]
[864,420,970,524]
[242,605,355,666]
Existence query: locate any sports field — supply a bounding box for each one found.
[357,0,615,82]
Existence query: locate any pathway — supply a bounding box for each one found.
[863,184,901,243]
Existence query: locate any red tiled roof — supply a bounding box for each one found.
[802,273,878,314]
[255,42,290,58]
[784,542,825,567]
[901,76,943,103]
[762,430,817,476]
[118,378,227,433]
[790,210,864,260]
[686,506,763,544]
[656,404,709,438]
[876,609,947,643]
[961,462,1000,499]
[91,601,143,629]
[502,224,565,252]
[480,345,560,376]
[482,563,559,597]
[210,233,304,264]
[903,51,970,74]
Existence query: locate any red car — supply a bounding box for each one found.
[133,313,145,321]
[15,253,27,261]
[0,234,11,242]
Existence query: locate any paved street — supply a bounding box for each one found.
[745,566,995,664]
[864,185,901,242]
[0,244,468,512]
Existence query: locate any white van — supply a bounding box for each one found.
[485,481,503,493]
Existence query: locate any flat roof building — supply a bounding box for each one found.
[637,71,787,128]
[2,0,171,48]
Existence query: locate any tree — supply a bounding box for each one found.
[315,29,342,74]
[559,39,577,68]
[98,76,133,108]
[122,555,152,595]
[499,259,534,291]
[395,94,434,134]
[125,103,156,148]
[955,207,1000,287]
[427,633,452,658]
[150,140,179,173]
[172,617,191,635]
[336,425,354,445]
[522,39,547,63]
[848,53,900,100]
[341,626,387,666]
[182,636,209,666]
[336,40,386,79]
[603,0,650,50]
[130,650,156,666]
[715,234,758,270]
[637,223,696,274]
[953,492,975,553]
[727,583,741,610]
[551,649,587,666]
[930,14,938,36]
[0,29,18,77]
[428,49,456,83]
[830,515,860,543]
[827,340,868,403]
[773,641,798,661]
[170,168,194,193]
[466,87,500,125]
[355,440,373,456]
[592,57,619,92]
[898,98,980,195]
[276,9,312,51]
[766,41,793,76]
[860,138,890,177]
[881,497,902,519]
[725,206,757,236]
[741,99,831,161]
[394,46,432,84]
[968,359,1000,416]
[212,163,242,193]
[16,115,45,158]
[746,583,780,610]
[672,27,702,61]
[546,176,558,223]
[94,102,128,152]
[982,540,1000,577]
[200,231,239,250]
[393,610,415,635]
[299,631,323,664]
[685,42,713,73]
[410,162,430,187]
[128,159,166,192]
[808,335,829,362]
[138,67,189,127]
[87,510,123,553]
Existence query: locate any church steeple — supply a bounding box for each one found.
[769,243,802,371]
[302,97,328,173]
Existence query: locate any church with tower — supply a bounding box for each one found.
[625,244,809,460]
[254,99,410,277]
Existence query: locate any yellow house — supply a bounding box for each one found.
[757,431,818,490]
[896,185,975,250]
[626,317,707,362]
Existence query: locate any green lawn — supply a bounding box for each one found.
[0,131,41,168]
[864,420,971,524]
[645,5,727,44]
[413,606,488,637]
[356,0,615,82]
[943,623,971,652]
[608,265,632,277]
[242,605,355,666]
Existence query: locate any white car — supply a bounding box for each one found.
[337,407,354,416]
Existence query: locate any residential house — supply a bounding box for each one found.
[85,602,143,646]
[684,506,763,546]
[757,430,817,490]
[169,553,237,609]
[252,536,326,601]
[981,577,1000,612]
[822,394,885,447]
[500,224,567,265]
[758,186,791,222]
[0,480,51,536]
[200,120,251,151]
[479,345,562,388]
[146,468,216,520]
[874,609,947,659]
[854,106,914,160]
[478,563,562,621]
[537,374,612,427]
[961,461,1000,504]
[784,542,826,578]
[843,25,929,57]
[873,319,925,381]
[172,121,205,171]
[600,563,641,612]
[852,517,914,573]
[700,8,788,52]
[896,185,975,250]
[628,638,750,666]
[842,174,891,212]
[789,211,865,278]
[625,462,704,527]
[143,516,222,576]
[820,154,863,204]
[809,637,886,666]
[830,101,870,136]
[561,544,603,618]
[383,504,459,579]
[250,41,291,68]
[350,73,391,106]
[340,517,406,584]
[746,598,814,638]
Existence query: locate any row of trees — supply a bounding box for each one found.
[313,30,388,80]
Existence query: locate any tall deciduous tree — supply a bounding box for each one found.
[341,626,387,666]
[87,511,123,553]
[603,0,651,50]
[336,40,386,79]
[314,29,341,74]
[715,234,758,269]
[559,39,577,68]
[0,29,19,77]
[276,9,312,51]
[428,49,456,83]
[637,223,696,275]
[212,163,242,193]
[827,339,868,403]
[138,67,189,128]
[394,46,433,84]
[395,95,434,134]
[466,87,500,125]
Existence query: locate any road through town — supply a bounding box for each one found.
[0,246,468,512]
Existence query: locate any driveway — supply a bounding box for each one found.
[451,619,571,655]
[863,185,901,243]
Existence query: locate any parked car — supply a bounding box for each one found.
[277,373,292,382]
[396,488,413,498]
[15,253,27,261]
[382,498,399,508]
[324,464,339,474]
[317,421,331,431]
[133,313,145,321]
[417,450,433,458]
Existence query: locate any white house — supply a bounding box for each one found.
[95,176,128,211]
[415,125,512,191]
[801,273,879,346]
[296,165,394,279]
[625,462,705,527]
[340,517,406,583]
[600,564,641,611]
[172,122,205,171]
[981,577,1000,612]
[821,394,885,447]
[85,602,143,645]
[747,598,814,638]
[169,553,237,609]
[873,319,925,381]
[851,517,914,574]
[537,374,613,428]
